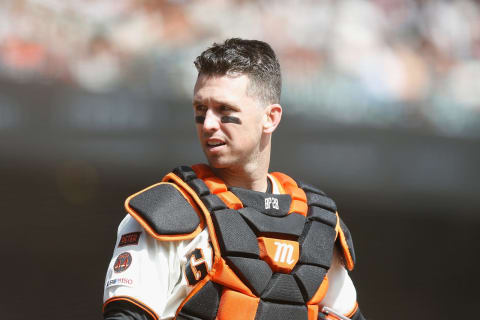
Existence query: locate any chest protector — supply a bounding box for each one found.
[125,164,356,320]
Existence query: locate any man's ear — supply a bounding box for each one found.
[263,104,282,134]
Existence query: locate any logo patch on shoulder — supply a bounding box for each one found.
[118,232,141,247]
[113,252,132,273]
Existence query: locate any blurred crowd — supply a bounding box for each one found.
[1,0,479,136]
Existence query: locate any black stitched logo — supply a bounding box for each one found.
[185,248,208,286]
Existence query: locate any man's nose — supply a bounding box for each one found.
[203,110,220,131]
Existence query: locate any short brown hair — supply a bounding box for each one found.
[194,38,282,106]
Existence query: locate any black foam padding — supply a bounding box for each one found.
[237,207,305,237]
[254,301,308,320]
[176,313,204,320]
[187,178,210,197]
[307,206,337,227]
[305,192,337,212]
[200,194,227,212]
[212,209,259,257]
[298,221,336,268]
[172,166,197,182]
[339,217,356,265]
[295,180,326,196]
[261,274,304,304]
[229,187,291,217]
[292,264,327,302]
[226,256,272,296]
[129,184,200,235]
[178,280,221,320]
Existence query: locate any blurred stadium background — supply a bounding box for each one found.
[1,0,479,319]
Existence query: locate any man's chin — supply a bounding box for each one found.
[205,156,235,170]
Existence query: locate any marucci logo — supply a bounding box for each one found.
[258,237,300,273]
[273,241,295,264]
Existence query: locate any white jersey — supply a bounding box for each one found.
[103,175,357,319]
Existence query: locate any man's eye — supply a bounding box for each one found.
[220,105,232,112]
[195,105,207,113]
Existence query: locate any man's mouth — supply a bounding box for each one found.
[206,139,226,149]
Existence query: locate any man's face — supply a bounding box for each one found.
[193,74,265,169]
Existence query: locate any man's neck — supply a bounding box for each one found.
[211,162,269,192]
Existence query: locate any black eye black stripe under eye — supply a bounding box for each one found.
[221,116,241,124]
[195,116,242,124]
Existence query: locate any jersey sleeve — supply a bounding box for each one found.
[321,247,359,317]
[103,215,213,320]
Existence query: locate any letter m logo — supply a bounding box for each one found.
[258,237,299,273]
[273,242,295,264]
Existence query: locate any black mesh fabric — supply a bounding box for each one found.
[187,178,211,197]
[307,206,337,227]
[212,209,260,257]
[292,264,327,302]
[298,221,336,268]
[295,180,326,196]
[237,207,305,237]
[177,281,222,320]
[129,184,200,235]
[260,274,304,304]
[175,314,203,320]
[229,187,291,217]
[172,166,197,182]
[200,194,228,212]
[254,301,308,320]
[226,256,272,296]
[305,192,337,212]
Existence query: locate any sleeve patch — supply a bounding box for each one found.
[106,277,135,288]
[113,252,132,273]
[118,232,142,247]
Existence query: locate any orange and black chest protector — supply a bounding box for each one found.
[125,165,356,320]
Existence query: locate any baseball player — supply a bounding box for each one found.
[103,38,366,320]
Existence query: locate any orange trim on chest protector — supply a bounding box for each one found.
[270,171,308,216]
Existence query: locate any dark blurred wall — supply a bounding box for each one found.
[1,81,479,319]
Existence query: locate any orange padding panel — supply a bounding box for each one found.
[258,237,299,273]
[211,258,254,297]
[217,289,259,320]
[271,172,308,216]
[217,191,243,210]
[335,213,355,271]
[308,304,319,320]
[284,184,307,202]
[191,163,244,210]
[204,176,228,193]
[290,200,308,216]
[191,163,214,179]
